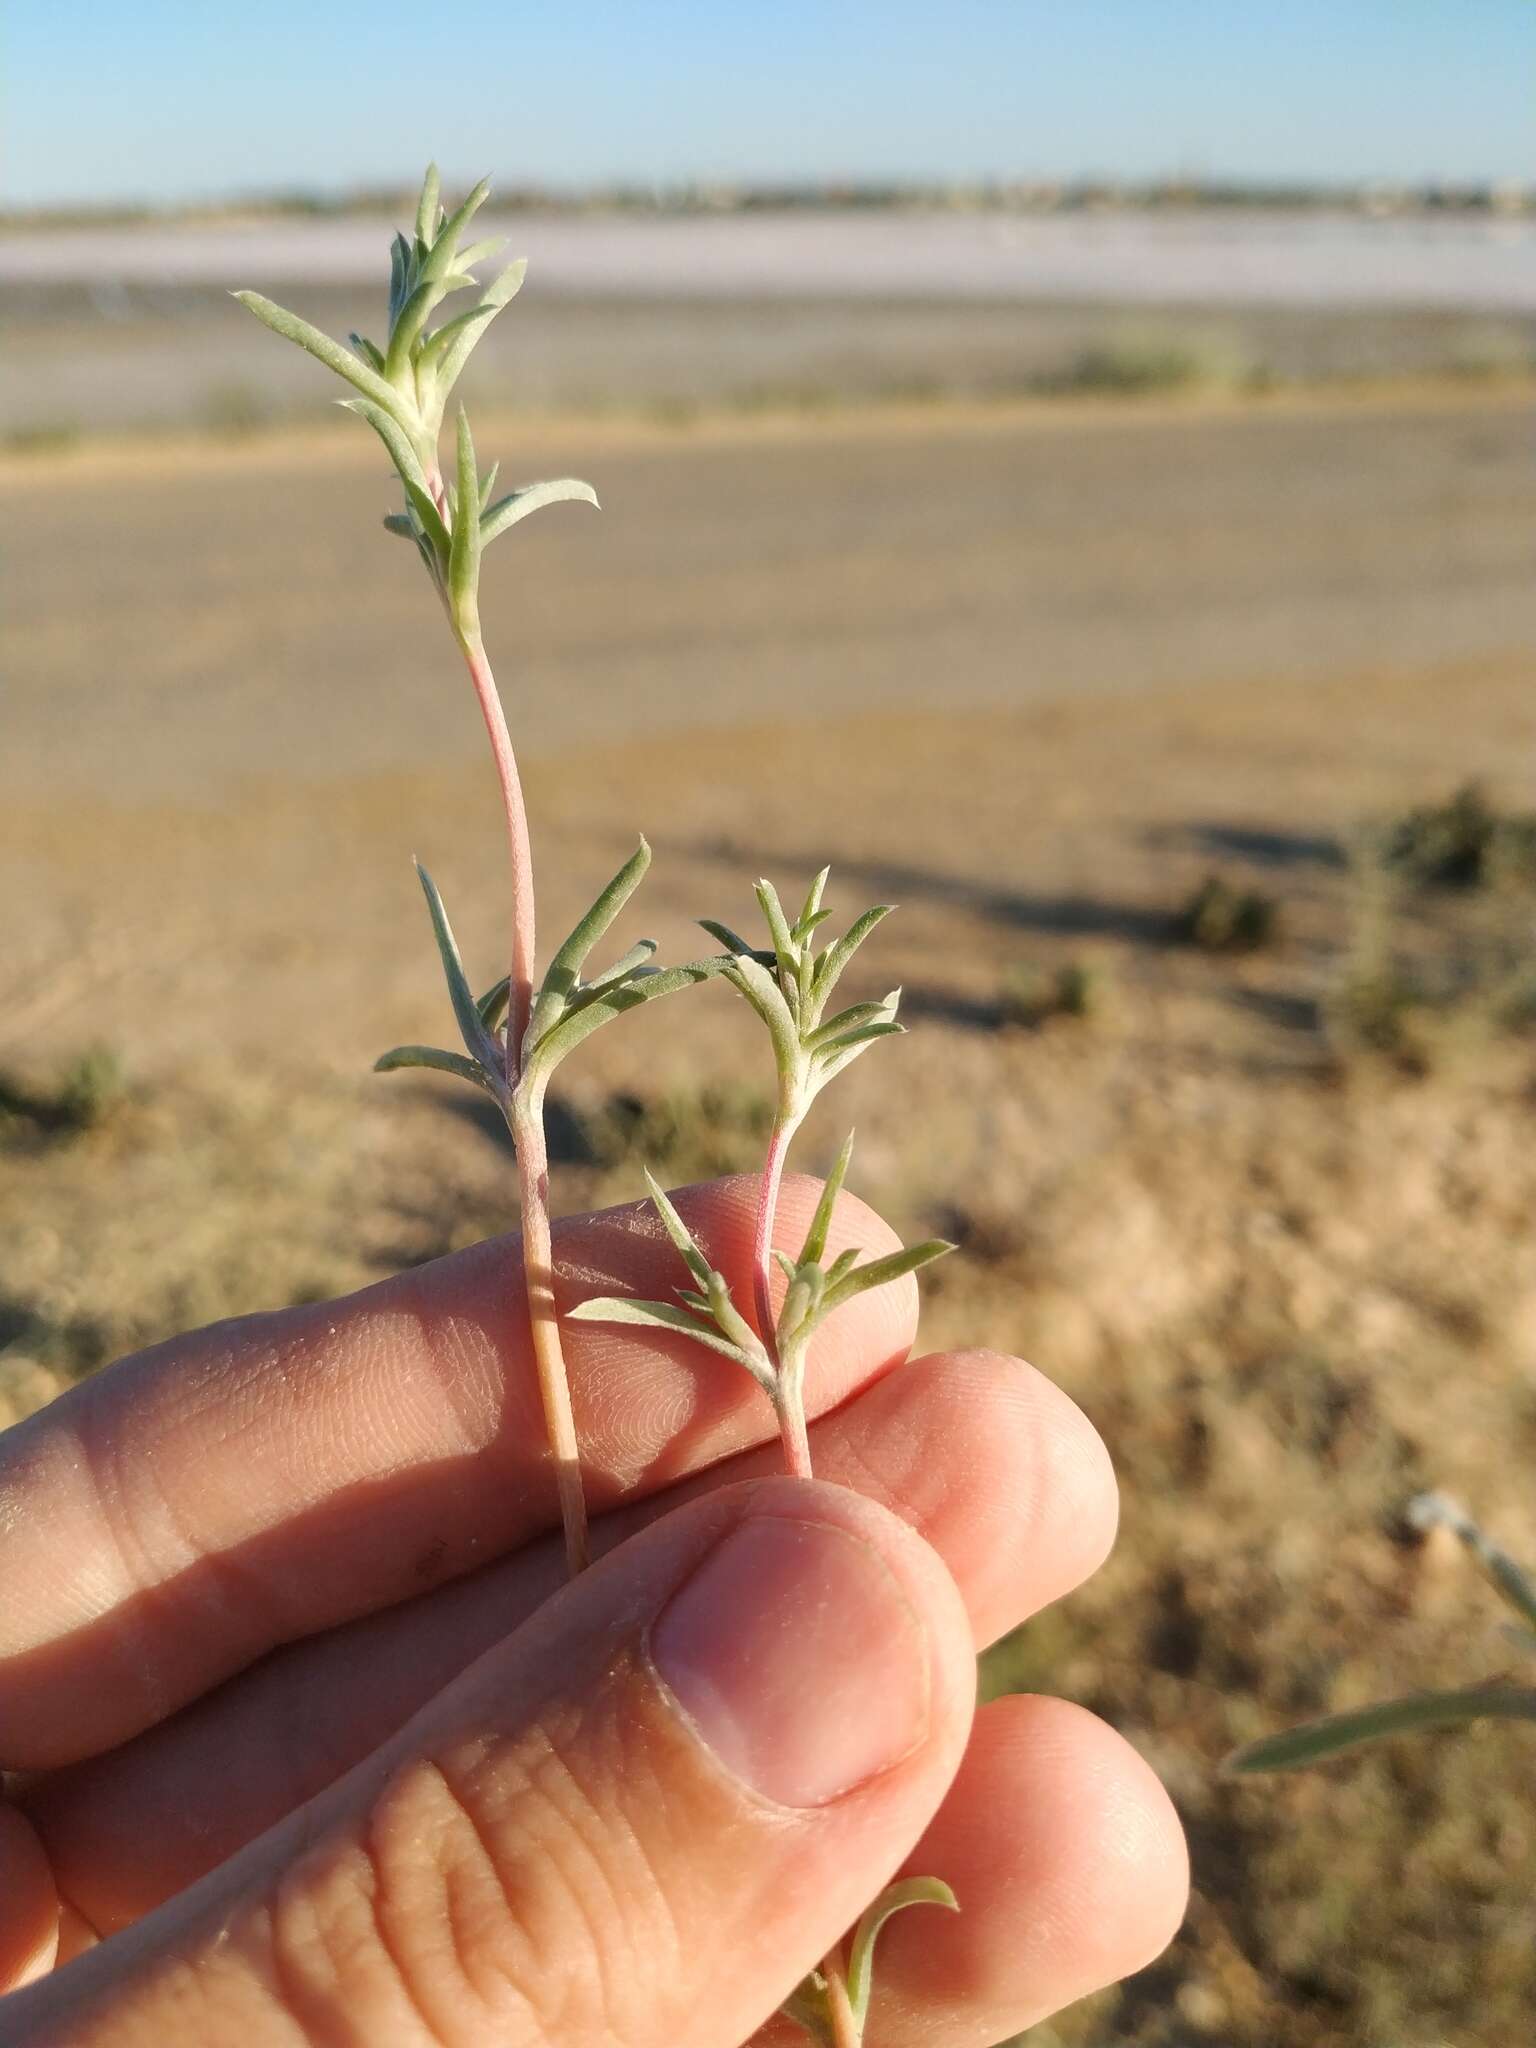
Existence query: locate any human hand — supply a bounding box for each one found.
[0,1175,1185,2046]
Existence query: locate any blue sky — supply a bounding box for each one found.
[6,2,1531,207]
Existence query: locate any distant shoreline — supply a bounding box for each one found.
[5,207,1534,311]
[6,374,1528,484]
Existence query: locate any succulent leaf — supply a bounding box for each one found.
[373,1044,494,1092]
[1228,1685,1536,1774]
[480,477,599,546]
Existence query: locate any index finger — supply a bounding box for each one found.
[0,1173,916,1770]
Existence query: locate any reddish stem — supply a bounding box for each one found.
[459,635,537,1083]
[512,1088,590,1576]
[453,623,588,1574]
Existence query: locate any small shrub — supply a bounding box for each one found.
[1000,957,1105,1026]
[1174,875,1280,953]
[1045,329,1250,396]
[581,1083,775,1181]
[1379,781,1536,892]
[0,1046,127,1139]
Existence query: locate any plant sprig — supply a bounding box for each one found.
[239,167,961,2035]
[569,1131,951,1468]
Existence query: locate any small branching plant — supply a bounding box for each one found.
[239,164,956,2048]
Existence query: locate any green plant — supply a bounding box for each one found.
[1000,956,1104,1026]
[239,164,955,2048]
[1229,1493,1536,1774]
[0,1047,127,1139]
[1379,781,1536,892]
[1173,874,1279,953]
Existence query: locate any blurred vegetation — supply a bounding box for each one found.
[1042,329,1256,397]
[1174,875,1282,953]
[1000,957,1106,1028]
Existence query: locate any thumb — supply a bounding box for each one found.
[11,1480,975,2048]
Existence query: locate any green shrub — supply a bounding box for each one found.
[1174,875,1280,952]
[1000,957,1105,1026]
[1379,781,1536,891]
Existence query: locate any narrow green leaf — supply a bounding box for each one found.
[824,1240,954,1313]
[778,1979,835,2048]
[704,1270,769,1361]
[806,1001,895,1052]
[528,840,652,1044]
[448,407,481,620]
[478,461,501,512]
[402,479,451,567]
[386,272,448,384]
[846,1878,959,2024]
[432,261,528,400]
[642,1167,714,1288]
[523,960,724,1076]
[349,332,386,372]
[754,878,799,990]
[811,903,894,1008]
[382,513,415,539]
[1227,1685,1536,1775]
[456,235,509,271]
[414,861,499,1070]
[414,162,441,246]
[584,938,660,991]
[429,175,492,274]
[795,865,832,938]
[233,290,410,421]
[774,1250,798,1281]
[722,953,802,1080]
[564,1296,768,1376]
[372,1044,494,1092]
[825,1247,861,1287]
[476,974,511,1030]
[415,299,497,372]
[388,232,409,326]
[698,918,758,956]
[803,1130,855,1265]
[815,1021,905,1064]
[480,477,600,546]
[335,395,428,487]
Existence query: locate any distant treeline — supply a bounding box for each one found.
[7,176,1533,230]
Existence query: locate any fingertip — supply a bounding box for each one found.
[881,1692,1187,2036]
[831,1349,1118,1647]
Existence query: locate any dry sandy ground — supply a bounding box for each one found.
[5,393,1536,2046]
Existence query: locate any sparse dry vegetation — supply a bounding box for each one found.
[6,371,1535,2042]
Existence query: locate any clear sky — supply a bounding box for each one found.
[5,1,1531,209]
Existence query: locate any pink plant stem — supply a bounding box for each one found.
[751,1117,794,1343]
[512,1087,590,1577]
[455,627,589,1576]
[461,636,537,1076]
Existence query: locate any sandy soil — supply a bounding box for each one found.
[6,393,1536,2046]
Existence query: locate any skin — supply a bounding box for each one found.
[0,1172,1187,2046]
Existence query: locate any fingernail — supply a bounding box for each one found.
[648,1511,931,1808]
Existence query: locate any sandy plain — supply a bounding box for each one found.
[5,385,1536,2046]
